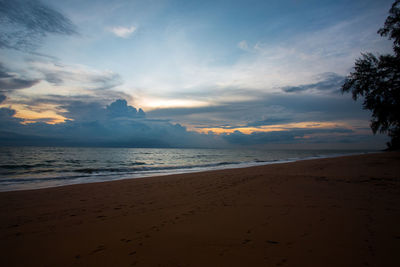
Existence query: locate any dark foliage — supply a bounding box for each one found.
[378,0,400,55]
[342,0,400,150]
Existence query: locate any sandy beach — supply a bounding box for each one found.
[0,152,399,266]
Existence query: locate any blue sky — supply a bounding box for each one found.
[0,0,395,148]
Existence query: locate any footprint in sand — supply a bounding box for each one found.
[91,245,106,254]
[242,239,251,244]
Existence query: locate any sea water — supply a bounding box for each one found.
[0,147,373,191]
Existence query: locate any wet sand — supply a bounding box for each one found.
[0,152,399,266]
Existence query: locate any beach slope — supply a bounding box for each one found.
[1,152,399,266]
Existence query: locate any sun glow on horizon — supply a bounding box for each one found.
[6,103,68,124]
[139,98,212,110]
[191,121,352,135]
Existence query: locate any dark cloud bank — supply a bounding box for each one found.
[0,96,386,148]
[0,99,213,147]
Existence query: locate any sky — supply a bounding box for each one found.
[0,0,396,148]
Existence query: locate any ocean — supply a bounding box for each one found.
[0,147,374,191]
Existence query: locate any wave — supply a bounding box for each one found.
[0,163,51,169]
[0,161,249,184]
[71,161,242,174]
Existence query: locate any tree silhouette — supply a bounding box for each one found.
[342,0,400,150]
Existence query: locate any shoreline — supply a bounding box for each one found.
[1,152,399,266]
[0,150,377,192]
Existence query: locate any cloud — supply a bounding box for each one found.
[0,106,24,130]
[221,127,388,148]
[64,99,145,123]
[222,128,354,145]
[246,117,292,127]
[0,77,39,90]
[59,99,146,122]
[238,40,248,50]
[59,101,105,122]
[282,72,345,93]
[0,0,76,51]
[106,99,145,118]
[108,26,137,38]
[26,60,123,90]
[44,72,63,85]
[0,107,16,120]
[0,63,40,92]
